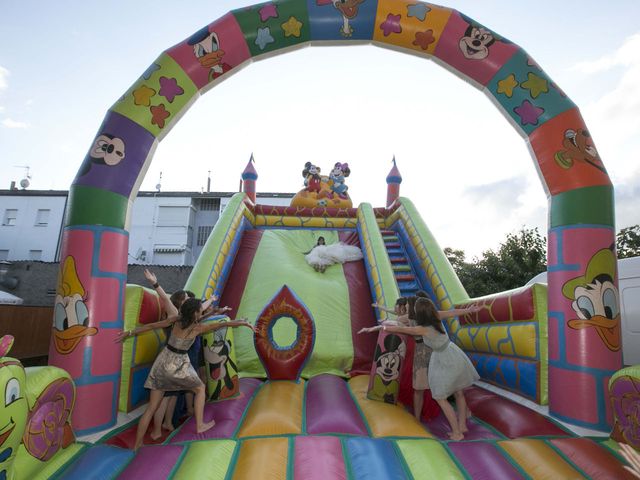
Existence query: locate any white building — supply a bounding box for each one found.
[0,189,293,265]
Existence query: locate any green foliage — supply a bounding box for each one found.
[445,227,547,298]
[616,225,640,259]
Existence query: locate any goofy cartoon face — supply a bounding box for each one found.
[0,336,28,480]
[203,325,238,399]
[53,257,97,355]
[187,26,229,81]
[562,248,620,352]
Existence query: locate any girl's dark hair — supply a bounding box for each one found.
[170,290,188,309]
[185,290,195,298]
[317,236,325,245]
[414,297,445,334]
[395,297,408,307]
[408,291,429,319]
[179,298,202,329]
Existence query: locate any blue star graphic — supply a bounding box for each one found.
[142,63,161,80]
[255,27,275,50]
[407,3,430,22]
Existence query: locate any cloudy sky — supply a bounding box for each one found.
[1,1,638,258]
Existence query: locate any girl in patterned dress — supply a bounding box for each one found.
[117,297,254,450]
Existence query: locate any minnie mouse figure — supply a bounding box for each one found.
[330,162,350,198]
[302,162,322,193]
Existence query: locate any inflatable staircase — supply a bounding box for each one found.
[380,229,420,297]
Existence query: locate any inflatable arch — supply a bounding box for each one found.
[50,0,620,434]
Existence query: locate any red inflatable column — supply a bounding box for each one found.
[242,154,258,204]
[386,157,402,208]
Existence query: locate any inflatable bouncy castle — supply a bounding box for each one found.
[17,1,638,478]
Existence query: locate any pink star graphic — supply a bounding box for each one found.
[380,13,402,37]
[513,100,544,126]
[259,4,278,22]
[158,77,184,103]
[413,30,435,50]
[150,104,170,129]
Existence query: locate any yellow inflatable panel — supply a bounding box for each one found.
[232,437,288,480]
[133,330,165,365]
[499,439,584,480]
[455,324,538,359]
[237,381,304,437]
[348,376,431,438]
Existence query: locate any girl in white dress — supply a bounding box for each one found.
[360,297,479,440]
[305,236,363,273]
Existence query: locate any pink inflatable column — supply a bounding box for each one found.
[386,157,402,208]
[242,154,258,204]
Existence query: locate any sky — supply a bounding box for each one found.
[0,1,639,258]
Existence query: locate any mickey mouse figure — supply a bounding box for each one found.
[371,334,406,404]
[302,162,322,193]
[329,162,350,198]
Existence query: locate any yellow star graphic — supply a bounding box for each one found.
[496,74,518,98]
[521,73,548,99]
[132,85,156,106]
[282,16,303,38]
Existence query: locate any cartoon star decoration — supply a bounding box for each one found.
[380,13,402,37]
[255,27,275,50]
[496,74,518,98]
[132,85,156,107]
[158,76,184,103]
[150,104,170,129]
[413,29,436,50]
[259,3,278,22]
[521,72,549,99]
[407,3,430,21]
[513,100,544,126]
[281,16,303,38]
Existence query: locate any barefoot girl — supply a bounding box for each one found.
[117,296,254,450]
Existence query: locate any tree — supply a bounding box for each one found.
[445,227,547,298]
[616,225,640,259]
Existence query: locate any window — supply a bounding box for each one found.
[157,206,190,226]
[200,198,220,211]
[197,226,213,246]
[35,209,50,226]
[0,250,8,261]
[2,209,17,226]
[29,250,42,261]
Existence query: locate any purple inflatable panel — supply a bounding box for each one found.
[425,413,501,441]
[170,377,262,442]
[448,442,525,480]
[72,111,155,198]
[117,444,184,480]
[306,374,368,435]
[294,436,347,480]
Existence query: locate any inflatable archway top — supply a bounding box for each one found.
[50,0,619,435]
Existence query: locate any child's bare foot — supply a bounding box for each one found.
[447,431,464,441]
[459,422,469,434]
[196,419,216,434]
[162,423,175,432]
[150,431,162,441]
[133,441,143,451]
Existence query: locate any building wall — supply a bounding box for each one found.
[0,190,294,265]
[0,194,66,262]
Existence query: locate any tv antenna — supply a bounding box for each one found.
[14,165,31,189]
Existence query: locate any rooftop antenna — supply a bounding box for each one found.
[207,170,211,193]
[14,165,31,189]
[155,171,162,192]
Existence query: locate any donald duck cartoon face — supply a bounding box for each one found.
[562,248,621,352]
[0,336,28,479]
[53,257,97,355]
